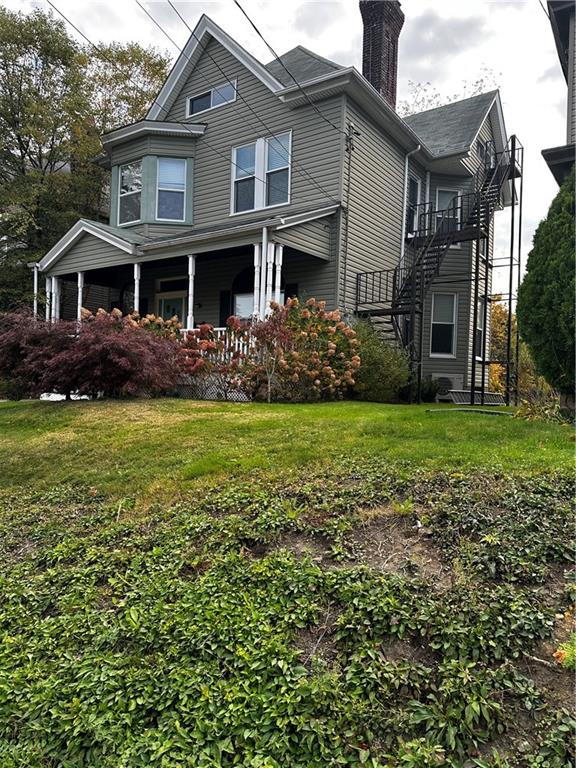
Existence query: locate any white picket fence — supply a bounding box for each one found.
[181,327,255,360]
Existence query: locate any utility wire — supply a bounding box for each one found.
[159,0,339,204]
[232,0,346,137]
[44,0,333,234]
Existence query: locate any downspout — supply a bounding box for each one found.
[400,145,421,268]
[259,226,268,319]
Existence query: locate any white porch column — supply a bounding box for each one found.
[133,263,141,315]
[76,272,84,323]
[252,243,262,319]
[259,227,268,319]
[33,265,39,319]
[264,242,275,315]
[45,276,52,321]
[51,277,60,322]
[273,244,283,305]
[187,254,196,329]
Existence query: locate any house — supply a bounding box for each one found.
[542,0,575,185]
[34,1,520,398]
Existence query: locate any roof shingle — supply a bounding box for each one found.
[403,91,497,158]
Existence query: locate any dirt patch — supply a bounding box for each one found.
[344,517,453,587]
[380,638,436,667]
[294,605,340,668]
[516,608,575,713]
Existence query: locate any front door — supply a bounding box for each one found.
[156,293,187,322]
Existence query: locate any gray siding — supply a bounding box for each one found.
[274,216,335,261]
[340,98,405,310]
[49,234,135,277]
[108,135,197,167]
[166,38,344,229]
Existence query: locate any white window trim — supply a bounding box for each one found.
[230,130,292,216]
[430,292,458,359]
[156,158,187,223]
[118,161,142,227]
[436,187,462,249]
[186,79,237,118]
[475,299,485,361]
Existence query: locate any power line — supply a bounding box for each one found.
[158,0,339,204]
[44,0,333,229]
[232,0,346,138]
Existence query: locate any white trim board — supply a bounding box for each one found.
[147,15,283,121]
[39,220,138,272]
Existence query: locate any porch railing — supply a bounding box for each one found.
[181,327,255,360]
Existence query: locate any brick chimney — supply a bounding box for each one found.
[359,1,405,110]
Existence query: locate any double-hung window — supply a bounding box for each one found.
[430,293,457,357]
[118,161,142,224]
[475,300,484,358]
[157,158,186,221]
[232,132,291,214]
[187,81,236,117]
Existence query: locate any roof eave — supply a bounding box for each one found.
[101,120,206,151]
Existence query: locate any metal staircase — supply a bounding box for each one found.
[355,135,522,399]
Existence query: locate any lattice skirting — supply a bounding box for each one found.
[174,374,251,402]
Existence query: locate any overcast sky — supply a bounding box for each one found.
[3,0,567,292]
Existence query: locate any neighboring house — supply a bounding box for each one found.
[542,0,575,185]
[35,1,519,395]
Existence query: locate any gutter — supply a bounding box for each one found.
[400,145,421,266]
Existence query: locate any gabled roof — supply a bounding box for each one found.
[39,220,146,272]
[403,91,500,158]
[265,46,344,87]
[147,15,283,120]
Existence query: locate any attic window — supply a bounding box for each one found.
[187,81,236,116]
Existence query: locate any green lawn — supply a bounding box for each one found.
[0,399,572,499]
[0,400,574,767]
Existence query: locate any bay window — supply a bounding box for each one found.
[157,158,186,221]
[430,293,457,357]
[232,131,291,214]
[118,161,142,224]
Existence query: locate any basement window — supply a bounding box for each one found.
[187,81,236,116]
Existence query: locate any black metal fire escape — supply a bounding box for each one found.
[355,135,523,403]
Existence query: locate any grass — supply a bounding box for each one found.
[0,399,572,500]
[0,399,574,767]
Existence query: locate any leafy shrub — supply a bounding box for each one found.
[351,320,409,402]
[179,318,252,400]
[0,311,76,398]
[0,310,182,399]
[249,298,360,402]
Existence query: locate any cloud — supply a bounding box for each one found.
[538,63,563,82]
[399,10,491,81]
[293,1,342,36]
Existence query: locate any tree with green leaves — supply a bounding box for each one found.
[0,7,169,312]
[517,168,575,408]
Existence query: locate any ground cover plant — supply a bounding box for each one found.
[0,401,574,766]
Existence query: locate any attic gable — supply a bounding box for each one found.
[147,15,283,121]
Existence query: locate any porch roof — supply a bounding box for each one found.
[38,220,147,273]
[139,204,340,254]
